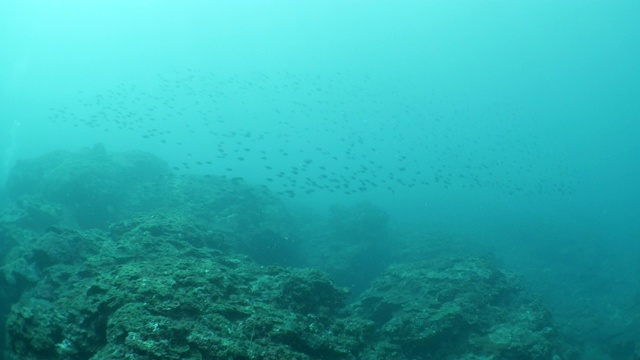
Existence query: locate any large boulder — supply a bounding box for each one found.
[352,258,559,360]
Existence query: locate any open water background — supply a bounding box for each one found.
[1,0,639,350]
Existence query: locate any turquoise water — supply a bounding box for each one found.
[1,0,639,355]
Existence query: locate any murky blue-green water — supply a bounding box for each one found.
[1,1,639,358]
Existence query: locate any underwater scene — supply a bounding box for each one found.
[1,1,639,359]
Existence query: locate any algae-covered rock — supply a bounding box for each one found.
[2,209,564,359]
[8,237,561,360]
[1,148,570,360]
[3,215,363,360]
[5,144,170,229]
[1,227,102,293]
[3,146,298,267]
[130,174,298,266]
[352,258,558,359]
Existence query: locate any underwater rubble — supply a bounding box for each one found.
[0,147,571,359]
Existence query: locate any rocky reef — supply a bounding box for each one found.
[0,147,566,359]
